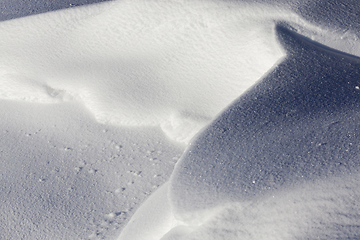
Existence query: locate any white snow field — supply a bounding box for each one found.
[1,0,360,239]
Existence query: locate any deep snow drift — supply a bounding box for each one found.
[1,0,359,144]
[1,0,360,239]
[0,0,298,143]
[171,25,360,215]
[120,9,360,240]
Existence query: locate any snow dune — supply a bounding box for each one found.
[120,9,360,240]
[1,0,358,144]
[1,0,360,239]
[171,25,360,215]
[0,0,317,143]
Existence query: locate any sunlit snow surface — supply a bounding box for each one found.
[167,25,360,239]
[172,25,360,212]
[1,0,360,239]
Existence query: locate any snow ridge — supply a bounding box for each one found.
[120,23,360,240]
[0,0,348,143]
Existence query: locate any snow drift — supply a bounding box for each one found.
[2,0,357,143]
[120,20,360,240]
[171,24,360,215]
[2,0,360,239]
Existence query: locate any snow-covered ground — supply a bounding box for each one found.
[1,0,360,239]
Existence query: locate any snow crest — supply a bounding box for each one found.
[2,1,360,239]
[0,0,335,143]
[119,22,360,240]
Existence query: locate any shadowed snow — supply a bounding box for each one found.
[2,0,360,239]
[122,24,360,240]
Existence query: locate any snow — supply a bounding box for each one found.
[160,174,360,240]
[121,22,360,239]
[118,183,179,240]
[0,99,184,239]
[170,24,360,215]
[1,0,360,239]
[0,0,292,143]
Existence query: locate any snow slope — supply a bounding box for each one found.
[0,100,184,239]
[1,0,359,144]
[120,6,360,240]
[171,24,360,215]
[0,0,305,143]
[1,0,360,239]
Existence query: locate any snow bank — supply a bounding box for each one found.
[1,0,359,144]
[0,0,330,143]
[170,25,360,216]
[121,23,360,240]
[164,174,360,240]
[2,0,360,239]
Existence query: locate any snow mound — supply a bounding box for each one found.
[165,174,360,240]
[3,1,360,239]
[170,23,360,218]
[121,24,360,239]
[0,0,341,143]
[121,176,360,240]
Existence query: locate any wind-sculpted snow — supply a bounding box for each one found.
[164,25,360,237]
[0,0,295,143]
[2,0,358,143]
[3,0,360,239]
[120,24,360,239]
[170,24,360,213]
